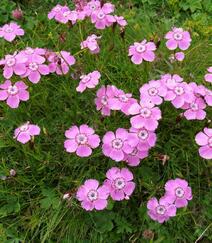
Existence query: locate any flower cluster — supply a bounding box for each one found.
[147,178,192,223]
[0,22,24,42]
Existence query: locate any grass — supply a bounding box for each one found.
[0,0,211,242]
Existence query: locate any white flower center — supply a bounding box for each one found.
[148,87,158,96]
[208,137,212,147]
[190,102,198,111]
[63,11,70,17]
[119,94,129,102]
[5,27,13,33]
[81,75,91,83]
[19,122,29,132]
[87,190,98,201]
[140,107,151,118]
[6,58,16,67]
[75,133,88,145]
[25,47,34,55]
[114,177,125,190]
[101,96,108,105]
[173,32,183,41]
[97,11,105,19]
[112,138,123,149]
[174,86,184,95]
[156,205,166,215]
[7,85,18,95]
[29,62,39,71]
[138,129,149,140]
[136,44,146,53]
[175,187,185,198]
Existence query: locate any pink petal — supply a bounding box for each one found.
[28,125,40,136]
[81,200,94,211]
[18,90,29,101]
[64,139,78,153]
[38,65,50,75]
[0,90,8,100]
[195,132,208,146]
[166,39,177,50]
[110,189,125,201]
[94,199,107,210]
[13,63,26,76]
[199,146,212,159]
[88,134,100,148]
[142,51,155,62]
[109,149,124,162]
[123,182,135,195]
[7,95,20,108]
[17,132,31,144]
[28,71,41,83]
[76,145,92,157]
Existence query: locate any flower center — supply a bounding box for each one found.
[29,62,39,71]
[190,102,198,111]
[119,94,128,102]
[7,85,18,95]
[112,138,123,149]
[25,47,34,55]
[175,187,185,198]
[97,11,105,19]
[173,32,183,41]
[136,44,146,53]
[138,129,149,140]
[156,205,166,215]
[174,86,184,95]
[148,87,158,96]
[63,11,70,17]
[208,137,212,147]
[101,96,108,105]
[81,75,91,83]
[75,133,88,145]
[6,58,16,67]
[140,107,151,118]
[19,122,29,132]
[89,4,96,10]
[87,190,98,201]
[114,177,125,190]
[5,27,13,33]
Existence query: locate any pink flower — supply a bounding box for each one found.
[76,70,101,93]
[160,74,183,89]
[139,80,167,105]
[128,40,156,65]
[73,0,88,11]
[165,27,191,50]
[57,9,78,24]
[114,15,127,27]
[83,0,101,17]
[102,128,133,162]
[204,88,212,106]
[91,3,116,29]
[95,85,116,116]
[124,146,148,167]
[182,97,206,120]
[175,52,185,61]
[0,52,27,79]
[164,178,192,208]
[204,67,212,83]
[21,47,46,59]
[0,22,24,42]
[195,128,212,159]
[14,122,40,144]
[64,124,100,157]
[0,80,29,108]
[76,179,109,211]
[80,34,101,54]
[104,167,135,200]
[48,5,71,23]
[128,101,161,131]
[147,196,176,223]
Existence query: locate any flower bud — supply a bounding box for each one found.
[12,9,23,20]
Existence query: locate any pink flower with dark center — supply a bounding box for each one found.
[0,53,27,79]
[147,196,176,223]
[124,146,148,167]
[114,15,127,27]
[91,3,116,29]
[128,101,161,131]
[64,124,100,157]
[80,34,101,54]
[95,85,117,116]
[104,167,135,201]
[128,127,157,151]
[14,122,40,144]
[165,27,191,50]
[0,22,24,42]
[139,79,167,105]
[102,128,133,162]
[195,128,212,159]
[182,97,206,120]
[204,67,212,83]
[83,0,101,17]
[76,179,109,211]
[0,80,29,108]
[160,74,183,89]
[164,178,192,208]
[128,40,156,65]
[76,70,101,93]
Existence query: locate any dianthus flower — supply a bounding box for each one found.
[0,22,24,42]
[124,146,148,167]
[160,74,183,89]
[83,0,101,17]
[169,52,185,62]
[114,15,127,27]
[195,128,212,159]
[204,67,212,83]
[80,34,101,54]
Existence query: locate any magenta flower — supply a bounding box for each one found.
[164,178,192,208]
[165,27,191,50]
[124,146,148,167]
[83,0,101,17]
[14,122,40,144]
[0,80,29,109]
[195,128,212,159]
[128,101,161,131]
[76,70,101,93]
[0,53,27,79]
[204,67,212,83]
[91,3,116,29]
[139,79,167,105]
[80,34,101,54]
[64,124,100,157]
[102,128,133,162]
[128,40,156,65]
[161,74,183,89]
[0,22,24,42]
[114,15,127,27]
[104,167,135,201]
[76,179,109,211]
[147,196,176,223]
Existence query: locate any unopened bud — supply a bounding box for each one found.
[12,9,23,20]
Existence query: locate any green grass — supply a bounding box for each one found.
[0,0,211,242]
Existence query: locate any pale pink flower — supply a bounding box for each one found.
[195,128,212,159]
[164,178,192,208]
[124,146,148,167]
[128,40,156,65]
[160,74,183,89]
[83,0,101,17]
[102,128,133,162]
[57,9,78,24]
[0,22,24,42]
[20,47,46,59]
[64,124,100,157]
[204,67,212,83]
[76,179,109,211]
[147,196,176,223]
[114,15,127,27]
[204,88,212,106]
[165,27,191,50]
[80,34,101,54]
[48,5,70,23]
[14,122,40,144]
[0,80,29,108]
[76,70,101,93]
[104,167,135,200]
